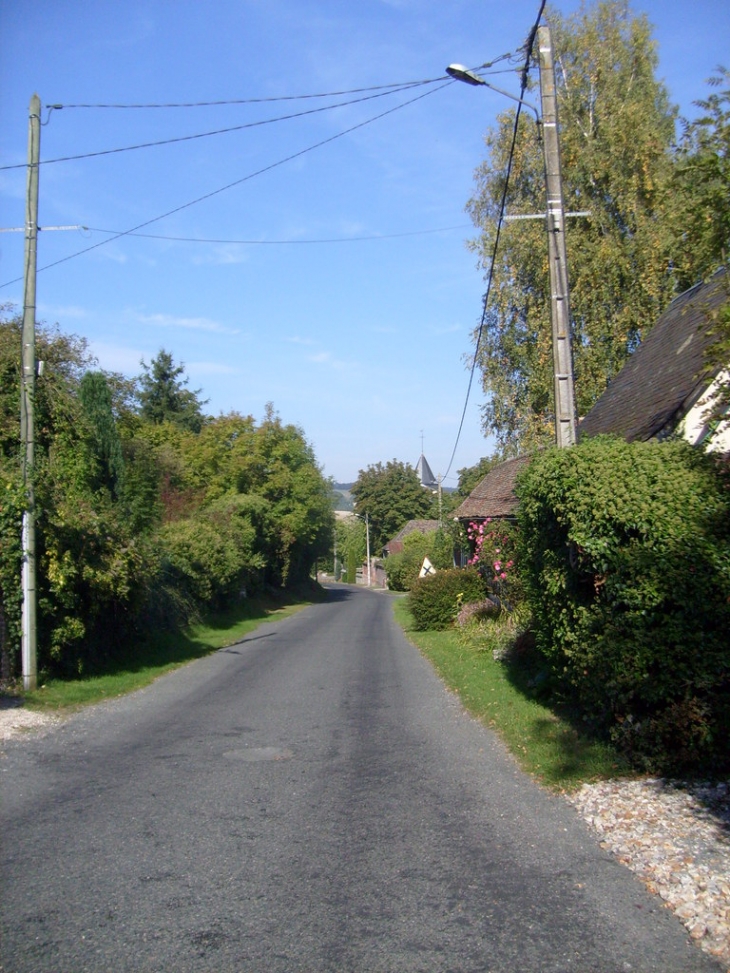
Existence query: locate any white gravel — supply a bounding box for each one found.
[0,701,60,741]
[568,777,730,969]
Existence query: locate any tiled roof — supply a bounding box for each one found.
[451,455,533,521]
[387,519,441,545]
[579,268,730,443]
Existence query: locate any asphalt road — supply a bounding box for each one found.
[1,585,721,973]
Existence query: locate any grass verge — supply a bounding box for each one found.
[392,598,631,791]
[20,588,317,714]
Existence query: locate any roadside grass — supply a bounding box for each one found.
[392,598,631,791]
[21,587,318,714]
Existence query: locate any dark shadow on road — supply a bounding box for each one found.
[320,585,355,602]
[219,632,277,653]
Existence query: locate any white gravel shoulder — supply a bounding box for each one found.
[0,700,61,741]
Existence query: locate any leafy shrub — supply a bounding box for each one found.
[385,528,454,592]
[408,567,487,631]
[516,436,730,773]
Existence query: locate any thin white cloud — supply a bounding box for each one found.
[135,312,239,335]
[308,351,349,370]
[37,303,89,322]
[188,360,240,376]
[191,245,250,266]
[87,341,145,374]
[285,335,316,346]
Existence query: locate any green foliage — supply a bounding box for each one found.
[385,528,454,592]
[467,1,678,452]
[79,371,125,498]
[670,68,730,288]
[455,455,501,499]
[408,567,487,631]
[0,307,334,681]
[351,459,435,550]
[335,516,366,584]
[516,437,730,773]
[137,349,208,433]
[160,492,267,610]
[0,463,24,682]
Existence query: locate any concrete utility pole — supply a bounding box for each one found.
[365,512,371,587]
[537,24,577,447]
[20,94,40,691]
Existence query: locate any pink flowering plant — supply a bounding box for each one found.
[465,518,521,606]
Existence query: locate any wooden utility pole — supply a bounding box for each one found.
[20,94,40,691]
[537,24,577,447]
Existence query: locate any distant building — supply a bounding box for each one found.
[383,519,442,557]
[415,453,438,489]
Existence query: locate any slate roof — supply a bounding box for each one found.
[415,454,438,489]
[451,455,533,521]
[579,268,730,443]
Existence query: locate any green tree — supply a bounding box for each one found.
[467,1,677,453]
[248,406,334,586]
[335,516,367,584]
[669,68,730,288]
[351,460,435,550]
[455,455,500,500]
[138,349,208,433]
[79,371,125,498]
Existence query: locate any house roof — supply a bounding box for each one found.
[451,454,532,521]
[384,519,441,550]
[579,268,730,443]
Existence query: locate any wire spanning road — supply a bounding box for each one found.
[1,586,720,972]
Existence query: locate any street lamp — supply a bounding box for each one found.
[447,21,578,448]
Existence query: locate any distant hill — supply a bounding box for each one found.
[331,483,354,511]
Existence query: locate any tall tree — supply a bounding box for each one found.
[669,68,730,289]
[351,460,435,550]
[467,1,677,452]
[138,349,208,433]
[79,371,125,498]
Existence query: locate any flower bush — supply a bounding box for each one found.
[465,518,522,606]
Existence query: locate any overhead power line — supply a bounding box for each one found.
[45,58,522,110]
[78,224,472,245]
[1,82,449,288]
[0,81,437,170]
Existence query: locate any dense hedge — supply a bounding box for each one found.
[408,567,487,631]
[516,437,730,773]
[385,529,454,592]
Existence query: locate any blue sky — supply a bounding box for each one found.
[1,0,728,485]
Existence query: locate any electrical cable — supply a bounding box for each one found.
[0,82,449,289]
[47,79,443,110]
[442,1,546,481]
[45,57,520,110]
[78,224,472,245]
[0,81,438,171]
